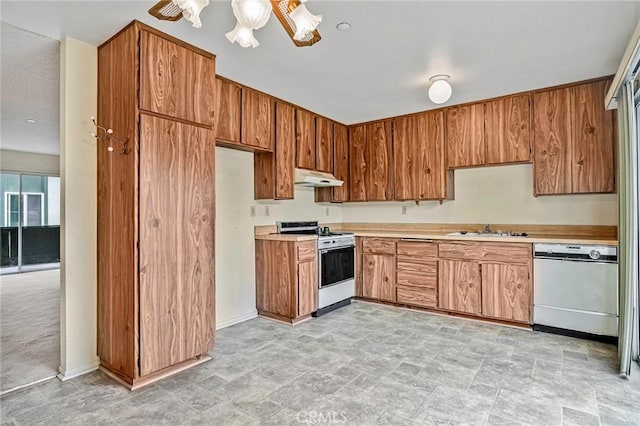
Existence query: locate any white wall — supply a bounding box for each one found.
[0,149,60,175]
[59,37,99,379]
[341,164,618,226]
[215,147,342,328]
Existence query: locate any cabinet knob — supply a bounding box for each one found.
[577,160,584,166]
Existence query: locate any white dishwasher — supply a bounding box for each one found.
[533,243,618,338]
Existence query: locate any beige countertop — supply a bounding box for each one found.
[254,223,618,246]
[254,234,318,242]
[348,230,617,246]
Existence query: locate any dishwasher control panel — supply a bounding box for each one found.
[534,243,617,263]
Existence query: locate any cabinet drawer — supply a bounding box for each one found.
[397,261,437,288]
[397,241,438,260]
[397,285,437,308]
[438,242,531,264]
[362,238,396,255]
[297,242,316,261]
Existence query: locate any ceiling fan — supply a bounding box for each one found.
[148,0,322,48]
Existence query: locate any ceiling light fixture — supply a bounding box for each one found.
[26,119,37,124]
[336,22,351,32]
[148,0,323,48]
[270,0,321,47]
[226,0,272,48]
[148,0,209,27]
[289,0,322,41]
[428,74,452,104]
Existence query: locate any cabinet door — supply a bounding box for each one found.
[571,80,615,193]
[446,104,485,168]
[393,114,420,200]
[316,117,334,173]
[366,120,393,201]
[394,112,446,200]
[533,87,572,195]
[139,115,215,376]
[274,102,296,198]
[333,124,350,201]
[438,260,481,315]
[297,260,318,317]
[420,110,447,199]
[481,263,531,323]
[485,94,531,164]
[139,31,214,127]
[296,109,316,169]
[349,125,367,201]
[242,89,274,151]
[362,254,396,302]
[214,78,241,144]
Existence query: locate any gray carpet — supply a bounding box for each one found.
[2,301,639,425]
[1,269,60,392]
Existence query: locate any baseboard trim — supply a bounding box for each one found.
[57,359,100,381]
[0,374,57,396]
[216,310,257,329]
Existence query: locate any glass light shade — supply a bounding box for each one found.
[231,0,272,30]
[173,0,209,28]
[290,3,322,41]
[428,79,452,104]
[225,22,260,48]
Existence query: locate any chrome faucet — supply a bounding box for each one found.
[484,224,492,234]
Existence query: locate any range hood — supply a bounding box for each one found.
[294,168,343,187]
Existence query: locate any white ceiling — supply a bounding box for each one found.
[1,1,638,156]
[1,23,60,155]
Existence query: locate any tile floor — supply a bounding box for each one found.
[1,302,639,425]
[1,269,60,392]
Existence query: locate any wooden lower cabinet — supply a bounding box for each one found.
[297,259,318,317]
[438,260,482,315]
[481,263,531,323]
[362,254,396,302]
[255,239,317,322]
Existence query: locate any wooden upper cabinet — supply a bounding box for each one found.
[394,111,446,200]
[332,124,349,201]
[296,109,316,169]
[139,31,214,127]
[438,259,481,315]
[571,80,615,193]
[446,103,485,168]
[214,78,241,144]
[254,102,295,200]
[349,125,367,201]
[315,117,334,173]
[481,263,530,323]
[241,88,274,151]
[533,79,615,196]
[366,120,394,201]
[485,94,532,164]
[274,102,296,198]
[533,87,572,195]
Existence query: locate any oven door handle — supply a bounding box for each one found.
[320,245,355,254]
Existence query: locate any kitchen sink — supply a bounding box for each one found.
[446,231,528,238]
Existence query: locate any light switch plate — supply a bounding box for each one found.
[250,206,256,217]
[264,205,270,217]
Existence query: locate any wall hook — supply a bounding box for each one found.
[90,117,128,154]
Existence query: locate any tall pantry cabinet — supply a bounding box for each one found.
[97,21,216,389]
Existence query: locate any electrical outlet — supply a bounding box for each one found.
[264,205,270,217]
[401,206,407,215]
[250,206,256,217]
[325,207,330,216]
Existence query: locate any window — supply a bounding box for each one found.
[4,192,44,227]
